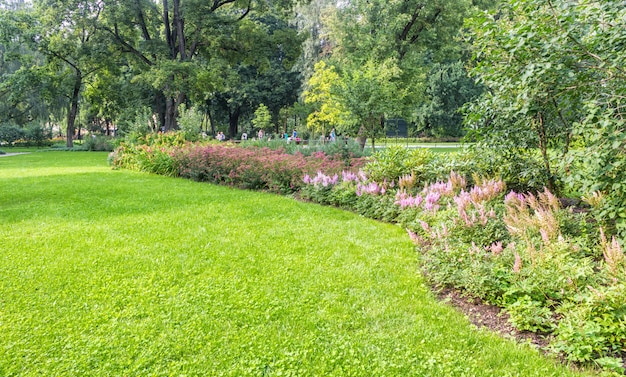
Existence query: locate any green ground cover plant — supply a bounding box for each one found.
[0,152,596,376]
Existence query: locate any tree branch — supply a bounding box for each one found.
[101,24,154,66]
[398,3,423,42]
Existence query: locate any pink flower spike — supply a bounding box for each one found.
[513,253,523,273]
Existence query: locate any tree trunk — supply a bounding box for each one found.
[356,125,367,151]
[66,73,82,148]
[164,95,176,132]
[207,105,216,137]
[155,91,166,131]
[229,107,240,139]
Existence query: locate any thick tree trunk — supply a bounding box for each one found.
[229,107,240,139]
[207,105,216,137]
[163,90,186,131]
[66,73,82,148]
[164,96,176,131]
[155,91,166,131]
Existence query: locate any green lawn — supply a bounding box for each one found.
[0,152,594,376]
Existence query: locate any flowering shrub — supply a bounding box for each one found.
[111,138,365,194]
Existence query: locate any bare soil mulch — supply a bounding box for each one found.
[434,287,551,350]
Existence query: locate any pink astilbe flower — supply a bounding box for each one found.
[504,191,525,207]
[448,171,467,191]
[513,253,523,273]
[341,171,359,183]
[600,228,625,278]
[356,181,384,196]
[423,191,441,212]
[428,181,454,197]
[358,170,368,182]
[406,228,424,245]
[419,220,431,233]
[394,190,423,209]
[469,179,506,204]
[486,241,503,255]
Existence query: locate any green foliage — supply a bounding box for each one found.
[364,146,435,183]
[242,137,369,159]
[303,61,351,132]
[505,295,555,333]
[23,122,51,147]
[0,122,25,144]
[82,135,114,152]
[415,62,483,138]
[466,0,626,236]
[251,103,273,131]
[553,282,626,367]
[177,104,204,141]
[0,152,592,376]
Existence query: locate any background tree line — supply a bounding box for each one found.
[0,0,490,148]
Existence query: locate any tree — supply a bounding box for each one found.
[251,103,273,131]
[32,0,116,147]
[209,14,304,138]
[303,61,350,135]
[304,0,472,146]
[465,0,626,235]
[0,9,53,127]
[414,62,483,138]
[101,0,299,132]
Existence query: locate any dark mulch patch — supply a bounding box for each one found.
[434,287,551,350]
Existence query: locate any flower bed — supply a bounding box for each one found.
[110,135,365,194]
[302,170,626,373]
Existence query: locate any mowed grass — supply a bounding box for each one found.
[0,152,593,376]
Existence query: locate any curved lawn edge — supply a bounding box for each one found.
[0,152,595,376]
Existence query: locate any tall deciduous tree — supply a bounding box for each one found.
[0,9,56,127]
[210,13,303,138]
[101,0,300,132]
[32,0,114,147]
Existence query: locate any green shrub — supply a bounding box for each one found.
[83,135,115,151]
[0,122,25,145]
[364,145,412,182]
[505,295,556,333]
[177,104,204,141]
[553,283,626,367]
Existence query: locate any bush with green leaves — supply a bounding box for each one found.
[177,104,204,141]
[0,122,25,145]
[364,145,435,183]
[242,138,369,159]
[82,135,115,151]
